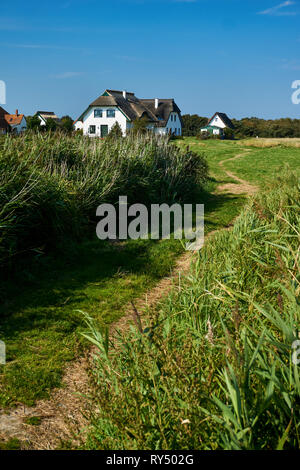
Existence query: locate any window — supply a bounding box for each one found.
[89,125,96,134]
[170,115,173,122]
[107,109,115,118]
[94,109,103,118]
[174,114,177,121]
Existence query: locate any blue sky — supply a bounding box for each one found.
[1,0,300,119]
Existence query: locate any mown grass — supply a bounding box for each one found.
[177,137,300,187]
[84,171,300,450]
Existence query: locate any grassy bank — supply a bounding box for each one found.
[84,171,300,450]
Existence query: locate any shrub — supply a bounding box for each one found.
[0,133,208,275]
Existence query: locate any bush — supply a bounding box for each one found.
[0,133,208,275]
[107,122,123,139]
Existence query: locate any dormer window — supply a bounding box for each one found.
[94,109,103,118]
[174,114,176,121]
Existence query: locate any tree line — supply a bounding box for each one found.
[182,114,300,138]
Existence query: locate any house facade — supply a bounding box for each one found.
[0,107,27,134]
[74,89,182,137]
[201,112,234,136]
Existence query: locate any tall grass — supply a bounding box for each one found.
[0,132,208,275]
[242,138,300,148]
[83,172,300,450]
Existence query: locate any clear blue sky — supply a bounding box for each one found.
[1,0,300,120]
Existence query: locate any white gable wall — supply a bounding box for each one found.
[74,121,83,131]
[83,106,128,137]
[209,115,226,129]
[155,112,181,136]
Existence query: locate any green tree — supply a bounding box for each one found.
[60,115,74,133]
[107,121,123,139]
[26,115,41,130]
[182,114,208,136]
[45,118,58,132]
[130,117,149,135]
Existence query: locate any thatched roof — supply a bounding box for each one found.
[208,112,234,129]
[77,89,181,127]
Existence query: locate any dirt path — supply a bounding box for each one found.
[217,150,258,195]
[0,251,195,449]
[0,149,258,450]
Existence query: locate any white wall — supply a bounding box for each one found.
[210,115,226,129]
[38,115,46,126]
[154,112,182,136]
[83,106,128,137]
[82,107,182,137]
[165,112,182,135]
[74,121,83,131]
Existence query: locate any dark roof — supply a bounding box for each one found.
[77,89,181,126]
[36,111,57,116]
[0,107,11,130]
[0,117,11,131]
[140,99,182,127]
[0,106,9,116]
[208,112,234,129]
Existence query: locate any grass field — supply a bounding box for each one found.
[85,169,299,450]
[0,135,299,429]
[0,135,243,408]
[176,137,300,184]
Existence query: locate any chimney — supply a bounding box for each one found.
[155,98,159,109]
[122,90,127,99]
[15,109,19,116]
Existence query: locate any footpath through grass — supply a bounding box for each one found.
[84,170,300,450]
[0,136,244,408]
[1,136,297,409]
[176,137,300,187]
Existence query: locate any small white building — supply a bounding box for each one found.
[36,111,59,127]
[74,89,182,137]
[201,112,234,136]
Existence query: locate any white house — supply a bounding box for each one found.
[74,89,182,137]
[201,112,234,136]
[0,108,27,134]
[36,111,59,127]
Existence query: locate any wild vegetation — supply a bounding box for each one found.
[0,132,207,278]
[0,135,299,450]
[84,171,300,450]
[0,132,216,407]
